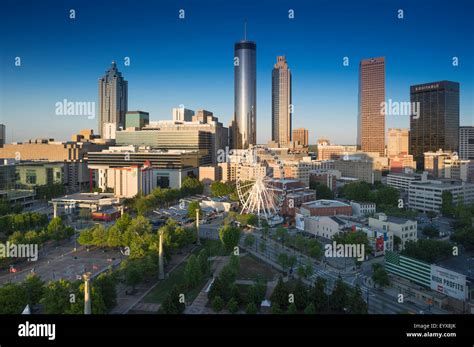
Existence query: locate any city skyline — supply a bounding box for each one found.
[1,0,473,145]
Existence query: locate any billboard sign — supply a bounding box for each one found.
[430,265,467,301]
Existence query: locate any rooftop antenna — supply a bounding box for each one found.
[244,19,247,40]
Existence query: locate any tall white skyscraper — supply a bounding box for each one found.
[272,56,292,147]
[98,61,128,139]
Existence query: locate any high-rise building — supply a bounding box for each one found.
[387,128,409,156]
[272,56,292,146]
[0,124,5,147]
[234,39,256,149]
[357,57,386,157]
[460,126,474,160]
[98,61,128,139]
[293,128,309,147]
[410,81,460,170]
[172,107,194,122]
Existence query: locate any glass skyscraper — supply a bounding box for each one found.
[98,61,128,139]
[234,40,256,149]
[409,81,460,169]
[272,56,292,147]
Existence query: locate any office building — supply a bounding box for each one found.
[272,56,292,146]
[125,111,149,129]
[460,126,474,160]
[98,61,128,139]
[410,81,460,169]
[293,128,309,147]
[388,128,409,156]
[317,140,357,160]
[369,213,417,250]
[408,176,474,212]
[87,146,199,190]
[116,114,228,165]
[172,107,195,122]
[357,57,386,157]
[234,39,256,149]
[386,172,424,191]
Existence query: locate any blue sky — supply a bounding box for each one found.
[1,0,473,144]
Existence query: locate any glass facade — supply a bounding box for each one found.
[409,81,460,170]
[234,41,256,149]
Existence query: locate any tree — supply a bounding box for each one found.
[441,191,454,217]
[287,303,297,314]
[197,249,210,276]
[423,225,440,238]
[277,253,289,272]
[309,277,328,312]
[210,181,233,197]
[245,302,258,314]
[107,226,122,248]
[401,239,452,263]
[227,297,239,313]
[341,182,372,202]
[0,283,28,314]
[187,201,201,220]
[184,255,202,289]
[308,239,324,259]
[393,235,402,252]
[304,302,316,314]
[94,272,117,312]
[91,224,108,247]
[78,227,94,246]
[244,234,256,248]
[271,303,283,314]
[451,227,474,251]
[275,226,289,245]
[41,280,73,314]
[123,261,144,292]
[296,265,306,279]
[181,177,204,196]
[219,225,241,253]
[372,263,390,288]
[293,279,309,310]
[329,277,350,312]
[212,296,224,312]
[22,273,44,306]
[309,182,334,200]
[270,277,290,309]
[348,284,368,314]
[160,285,186,314]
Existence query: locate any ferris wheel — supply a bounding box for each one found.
[235,146,287,224]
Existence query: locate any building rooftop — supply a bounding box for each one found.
[302,199,350,209]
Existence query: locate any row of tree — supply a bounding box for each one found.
[7,217,74,246]
[270,277,368,314]
[127,177,204,215]
[0,212,49,236]
[0,271,117,314]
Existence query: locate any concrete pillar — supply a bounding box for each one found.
[158,230,164,280]
[53,202,57,219]
[83,272,92,314]
[196,208,201,245]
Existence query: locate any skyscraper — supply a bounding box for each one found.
[272,56,292,147]
[98,61,128,139]
[0,124,5,147]
[409,81,460,169]
[357,57,385,157]
[234,37,256,149]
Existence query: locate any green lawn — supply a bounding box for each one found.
[143,243,214,305]
[237,254,280,281]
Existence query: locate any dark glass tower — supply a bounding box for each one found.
[409,81,460,170]
[234,40,256,149]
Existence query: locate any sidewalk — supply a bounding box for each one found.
[185,256,230,314]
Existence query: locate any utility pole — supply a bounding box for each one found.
[83,272,92,315]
